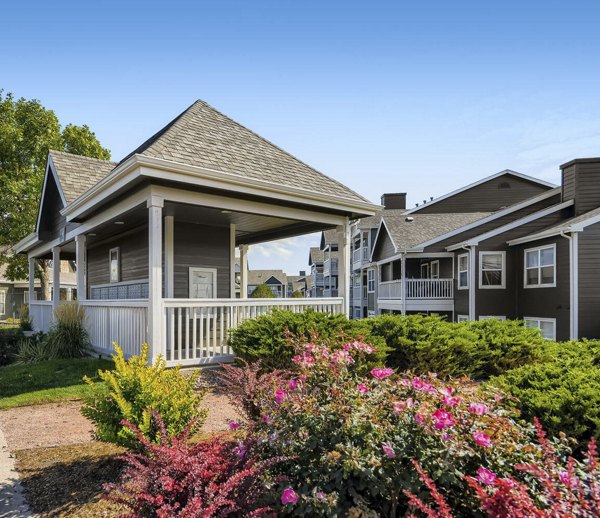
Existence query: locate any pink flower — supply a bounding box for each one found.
[233,440,247,458]
[289,379,298,390]
[439,386,454,397]
[442,396,461,407]
[315,491,326,501]
[432,408,456,429]
[413,378,436,393]
[414,413,425,425]
[381,441,395,458]
[261,414,273,425]
[473,431,492,447]
[476,467,497,486]
[304,343,316,352]
[292,353,316,366]
[281,487,299,505]
[228,421,240,430]
[330,350,354,365]
[357,383,369,394]
[275,389,287,404]
[558,471,576,488]
[371,367,395,380]
[393,398,414,414]
[343,341,375,354]
[469,403,489,415]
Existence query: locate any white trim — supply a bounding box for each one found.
[447,200,574,251]
[407,188,561,252]
[15,232,38,254]
[376,251,454,266]
[468,246,476,320]
[189,267,218,298]
[523,243,556,288]
[457,253,469,290]
[430,260,440,279]
[75,235,87,300]
[404,169,556,215]
[61,154,379,221]
[165,216,174,298]
[0,288,6,315]
[147,198,163,360]
[370,219,397,261]
[524,317,556,340]
[89,279,148,290]
[572,232,579,339]
[508,210,600,246]
[478,251,506,289]
[230,224,236,298]
[52,247,61,311]
[109,247,120,283]
[457,314,469,322]
[479,315,506,321]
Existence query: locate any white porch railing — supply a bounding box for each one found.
[378,279,454,300]
[80,300,148,358]
[30,301,53,333]
[162,297,344,366]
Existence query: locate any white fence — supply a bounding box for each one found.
[162,297,344,366]
[378,279,454,300]
[30,301,53,333]
[80,300,148,358]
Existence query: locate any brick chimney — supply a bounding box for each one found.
[560,158,600,215]
[380,193,406,210]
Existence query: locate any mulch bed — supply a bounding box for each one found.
[15,442,127,517]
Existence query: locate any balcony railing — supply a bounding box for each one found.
[352,286,362,302]
[323,258,339,277]
[352,247,370,267]
[378,279,454,300]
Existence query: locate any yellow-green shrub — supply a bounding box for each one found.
[81,344,205,449]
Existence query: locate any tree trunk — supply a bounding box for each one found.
[36,259,51,301]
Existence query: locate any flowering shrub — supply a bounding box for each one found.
[105,412,283,517]
[246,336,544,515]
[405,420,600,517]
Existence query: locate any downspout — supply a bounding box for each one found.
[560,231,578,340]
[461,244,476,321]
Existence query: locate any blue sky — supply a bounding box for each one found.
[4,1,600,274]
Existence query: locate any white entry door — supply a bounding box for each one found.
[189,267,217,298]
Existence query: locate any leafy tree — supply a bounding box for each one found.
[250,283,276,298]
[291,289,304,298]
[0,90,110,298]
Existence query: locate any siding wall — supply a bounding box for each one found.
[578,222,600,339]
[372,227,396,262]
[412,174,551,214]
[572,161,600,215]
[562,164,576,202]
[38,174,67,241]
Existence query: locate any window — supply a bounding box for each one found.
[420,263,429,279]
[0,290,6,315]
[457,314,469,323]
[524,317,556,340]
[524,244,556,287]
[354,308,362,319]
[24,291,29,304]
[367,269,375,292]
[430,260,440,279]
[109,247,120,283]
[479,251,506,289]
[479,315,506,321]
[458,254,469,289]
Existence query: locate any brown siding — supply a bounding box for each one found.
[514,237,570,341]
[452,251,469,318]
[413,174,551,214]
[574,161,600,215]
[578,222,600,339]
[424,193,562,252]
[87,227,149,295]
[562,164,576,201]
[372,227,396,262]
[173,222,231,298]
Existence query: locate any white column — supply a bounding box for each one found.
[230,224,236,298]
[148,196,164,361]
[468,246,476,320]
[66,288,73,301]
[52,247,61,312]
[401,253,407,315]
[165,215,174,298]
[571,232,579,340]
[28,256,35,303]
[239,244,248,299]
[336,219,351,317]
[75,235,87,300]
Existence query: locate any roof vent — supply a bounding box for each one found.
[405,216,414,222]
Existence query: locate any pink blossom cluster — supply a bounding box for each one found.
[342,340,376,354]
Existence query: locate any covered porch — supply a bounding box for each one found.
[26,185,352,366]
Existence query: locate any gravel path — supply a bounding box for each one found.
[0,426,33,517]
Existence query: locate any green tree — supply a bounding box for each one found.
[291,290,304,298]
[250,283,276,298]
[0,90,110,298]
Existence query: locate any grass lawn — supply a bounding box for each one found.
[0,358,113,410]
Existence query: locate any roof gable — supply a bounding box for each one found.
[119,100,369,205]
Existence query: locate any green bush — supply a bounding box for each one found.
[229,309,388,371]
[491,340,600,446]
[15,333,53,364]
[0,328,23,366]
[364,315,546,379]
[250,283,276,298]
[18,304,32,331]
[46,302,91,358]
[81,344,206,449]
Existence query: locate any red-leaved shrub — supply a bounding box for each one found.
[105,412,283,517]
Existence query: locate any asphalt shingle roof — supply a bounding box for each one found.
[49,151,117,203]
[382,212,492,251]
[308,247,324,265]
[120,100,370,204]
[247,269,287,285]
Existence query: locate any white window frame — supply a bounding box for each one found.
[189,267,218,299]
[0,289,6,315]
[430,260,440,279]
[109,247,120,283]
[457,314,469,322]
[479,315,506,321]
[420,263,430,279]
[458,253,469,290]
[524,244,556,288]
[24,291,29,304]
[479,251,506,289]
[524,317,556,340]
[367,269,375,293]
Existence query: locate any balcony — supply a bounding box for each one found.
[312,272,325,287]
[352,247,370,269]
[352,285,362,304]
[377,279,454,312]
[323,258,338,277]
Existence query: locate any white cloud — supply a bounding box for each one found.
[248,233,321,274]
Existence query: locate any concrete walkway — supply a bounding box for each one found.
[0,426,32,517]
